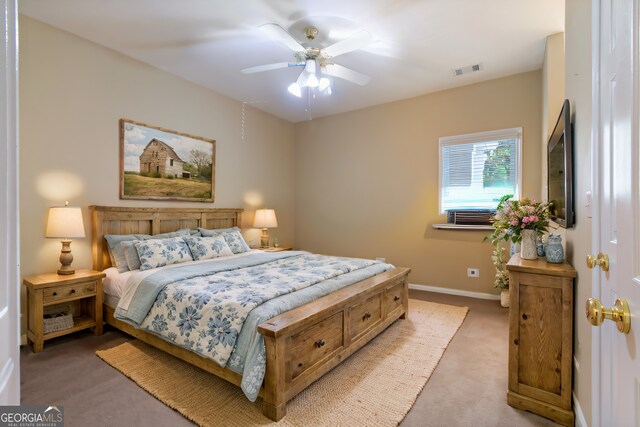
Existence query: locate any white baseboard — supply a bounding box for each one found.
[409,283,500,300]
[20,334,26,346]
[573,392,587,427]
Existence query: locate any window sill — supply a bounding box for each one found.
[432,223,494,231]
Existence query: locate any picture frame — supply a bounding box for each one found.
[120,119,216,202]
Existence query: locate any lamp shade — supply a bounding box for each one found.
[46,205,85,239]
[253,209,278,229]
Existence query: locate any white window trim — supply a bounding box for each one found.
[438,127,523,214]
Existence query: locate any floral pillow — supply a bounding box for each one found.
[106,229,191,272]
[197,226,250,254]
[134,237,194,271]
[183,235,234,261]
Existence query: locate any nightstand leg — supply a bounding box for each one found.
[94,283,103,336]
[32,290,44,353]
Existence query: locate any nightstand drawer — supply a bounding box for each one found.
[43,281,97,303]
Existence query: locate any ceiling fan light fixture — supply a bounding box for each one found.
[319,77,330,91]
[307,73,319,88]
[287,82,302,97]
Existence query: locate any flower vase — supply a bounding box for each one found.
[520,229,538,260]
[500,289,510,308]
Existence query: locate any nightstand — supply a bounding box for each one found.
[24,269,105,352]
[262,247,293,252]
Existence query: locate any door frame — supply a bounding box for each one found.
[0,0,20,405]
[590,0,603,422]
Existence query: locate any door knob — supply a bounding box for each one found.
[586,253,609,271]
[585,297,630,334]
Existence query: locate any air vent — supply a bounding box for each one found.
[452,63,483,77]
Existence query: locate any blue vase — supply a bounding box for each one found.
[537,241,545,257]
[545,234,564,263]
[510,242,521,256]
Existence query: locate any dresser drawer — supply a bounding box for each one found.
[350,294,382,341]
[383,281,405,315]
[43,281,97,304]
[290,312,344,380]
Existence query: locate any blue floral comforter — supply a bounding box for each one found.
[114,251,392,400]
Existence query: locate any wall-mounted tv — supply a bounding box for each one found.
[547,99,574,228]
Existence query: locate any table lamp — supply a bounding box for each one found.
[46,202,85,275]
[253,209,278,248]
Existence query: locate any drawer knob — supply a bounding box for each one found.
[70,289,76,294]
[393,295,400,302]
[363,311,372,321]
[315,339,326,348]
[52,292,57,296]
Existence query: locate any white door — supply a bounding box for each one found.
[0,0,20,405]
[592,0,640,425]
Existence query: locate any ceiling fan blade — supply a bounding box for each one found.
[241,62,304,74]
[259,23,305,53]
[322,30,373,58]
[321,64,371,86]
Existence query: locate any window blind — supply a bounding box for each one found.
[439,131,520,213]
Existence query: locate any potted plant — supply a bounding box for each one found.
[487,195,514,308]
[491,242,511,307]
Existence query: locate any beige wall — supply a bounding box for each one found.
[564,0,593,424]
[541,32,565,197]
[19,17,296,328]
[294,71,542,295]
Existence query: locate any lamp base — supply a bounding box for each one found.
[57,267,75,275]
[57,239,75,275]
[260,228,270,248]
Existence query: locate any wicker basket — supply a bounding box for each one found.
[43,306,74,334]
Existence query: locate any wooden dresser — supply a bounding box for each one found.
[506,254,576,426]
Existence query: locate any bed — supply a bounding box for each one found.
[90,206,411,421]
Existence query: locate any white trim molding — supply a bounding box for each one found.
[573,392,588,427]
[409,283,501,300]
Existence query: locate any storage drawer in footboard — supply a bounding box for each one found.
[349,294,382,341]
[383,280,405,316]
[290,312,344,380]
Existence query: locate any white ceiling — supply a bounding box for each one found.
[20,0,564,123]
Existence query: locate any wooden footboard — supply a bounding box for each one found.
[258,266,411,420]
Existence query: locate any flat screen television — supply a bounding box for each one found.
[547,99,574,228]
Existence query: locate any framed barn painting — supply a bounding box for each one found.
[120,119,216,202]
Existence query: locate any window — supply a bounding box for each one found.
[439,127,521,213]
[170,159,174,166]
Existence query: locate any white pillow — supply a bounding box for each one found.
[134,237,194,271]
[183,235,234,261]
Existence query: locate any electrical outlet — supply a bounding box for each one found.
[467,268,479,278]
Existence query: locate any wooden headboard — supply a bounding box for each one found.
[89,206,243,271]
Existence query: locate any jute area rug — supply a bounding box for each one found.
[96,299,468,427]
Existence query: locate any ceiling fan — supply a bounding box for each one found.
[241,24,373,97]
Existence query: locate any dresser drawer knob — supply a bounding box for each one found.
[315,339,326,348]
[393,295,400,302]
[70,289,76,294]
[363,311,372,321]
[52,292,57,296]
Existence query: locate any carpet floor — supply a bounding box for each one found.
[20,290,559,426]
[95,300,467,426]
